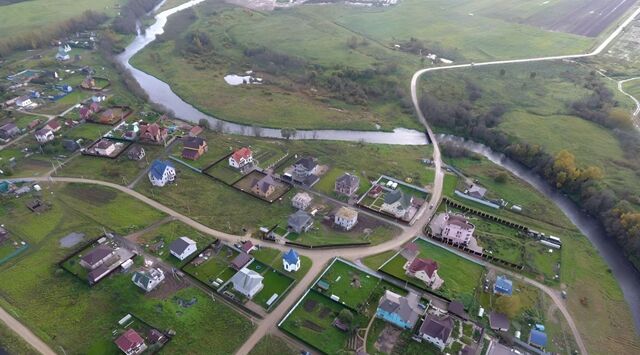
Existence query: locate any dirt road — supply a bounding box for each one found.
[0,306,56,355]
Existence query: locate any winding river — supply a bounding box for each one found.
[116,0,428,145]
[439,135,640,331]
[118,0,640,331]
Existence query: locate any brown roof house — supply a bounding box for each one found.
[114,328,147,355]
[139,122,168,144]
[80,245,116,270]
[181,136,208,161]
[419,314,454,351]
[489,312,510,332]
[230,252,252,271]
[335,173,360,196]
[251,174,277,198]
[404,257,444,290]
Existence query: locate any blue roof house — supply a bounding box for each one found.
[493,275,513,296]
[148,160,176,187]
[528,329,548,349]
[282,248,300,272]
[376,291,422,329]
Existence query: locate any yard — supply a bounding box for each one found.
[252,268,294,310]
[380,238,485,301]
[315,259,381,310]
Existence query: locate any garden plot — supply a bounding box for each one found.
[249,262,295,311]
[232,170,292,203]
[313,259,381,310]
[0,232,29,266]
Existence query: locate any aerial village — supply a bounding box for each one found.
[0,3,578,355]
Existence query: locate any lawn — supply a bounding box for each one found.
[63,123,112,141]
[279,290,351,354]
[248,335,297,355]
[316,259,381,310]
[0,183,254,354]
[252,247,312,282]
[362,250,397,270]
[252,268,295,310]
[380,238,485,301]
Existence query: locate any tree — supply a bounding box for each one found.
[198,119,210,130]
[530,72,537,79]
[499,69,506,76]
[338,309,354,325]
[280,128,297,140]
[494,172,508,184]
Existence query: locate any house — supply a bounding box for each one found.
[334,206,358,231]
[168,236,197,261]
[376,290,422,329]
[282,248,300,272]
[489,312,510,332]
[0,123,20,140]
[139,123,168,144]
[80,245,116,270]
[229,147,253,169]
[99,109,121,124]
[369,184,383,198]
[114,329,147,355]
[240,240,257,254]
[81,76,96,89]
[127,145,145,161]
[528,329,548,349]
[27,119,41,130]
[380,190,414,219]
[79,106,93,120]
[62,139,81,152]
[147,329,165,345]
[132,268,165,292]
[55,46,70,61]
[230,267,264,299]
[467,184,487,199]
[419,314,454,351]
[494,275,513,296]
[94,139,116,156]
[34,128,54,144]
[230,252,252,270]
[287,210,313,234]
[293,156,318,177]
[441,214,475,245]
[148,160,176,187]
[400,242,419,261]
[89,102,101,113]
[251,174,277,198]
[15,96,33,108]
[486,341,518,355]
[404,257,443,289]
[181,137,207,160]
[291,192,312,210]
[189,125,203,137]
[447,300,469,321]
[44,120,61,132]
[335,173,360,196]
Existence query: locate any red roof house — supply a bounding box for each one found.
[44,120,61,132]
[114,329,147,355]
[407,257,438,278]
[228,147,253,169]
[139,123,168,144]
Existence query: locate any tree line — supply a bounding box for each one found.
[112,0,163,34]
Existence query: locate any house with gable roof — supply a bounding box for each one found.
[376,290,422,329]
[131,268,165,292]
[419,314,454,351]
[230,267,264,299]
[114,329,147,355]
[168,236,197,261]
[148,160,176,187]
[380,190,414,219]
[494,275,513,296]
[404,257,444,289]
[229,147,253,169]
[335,172,360,196]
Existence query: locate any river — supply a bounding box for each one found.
[439,134,640,331]
[116,0,428,145]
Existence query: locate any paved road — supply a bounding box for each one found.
[0,306,56,355]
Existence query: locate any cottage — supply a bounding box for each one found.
[287,210,313,234]
[127,145,145,161]
[230,252,252,270]
[34,128,54,144]
[229,147,253,169]
[291,192,312,210]
[189,125,203,137]
[404,257,443,289]
[380,190,414,219]
[0,123,20,140]
[494,275,513,296]
[168,236,197,261]
[489,312,510,332]
[139,123,168,144]
[442,214,475,245]
[94,139,116,156]
[334,206,358,231]
[528,329,548,349]
[15,96,33,108]
[181,137,208,160]
[282,248,300,272]
[132,268,165,292]
[419,314,454,351]
[230,267,264,299]
[335,173,360,196]
[62,139,81,152]
[81,76,96,89]
[114,329,147,355]
[293,156,318,177]
[251,174,277,198]
[241,240,257,254]
[376,290,422,329]
[80,245,116,270]
[148,160,176,187]
[44,120,61,132]
[467,184,487,199]
[99,109,122,124]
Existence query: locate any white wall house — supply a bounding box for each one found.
[228,147,253,169]
[334,206,358,231]
[148,160,176,187]
[282,248,301,272]
[169,236,197,261]
[35,129,54,144]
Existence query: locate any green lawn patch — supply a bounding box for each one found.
[252,268,294,310]
[316,259,380,310]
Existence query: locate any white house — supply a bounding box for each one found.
[419,315,454,351]
[228,147,253,169]
[291,192,312,210]
[334,206,358,231]
[94,140,116,156]
[15,96,33,108]
[131,268,165,292]
[380,190,413,219]
[168,236,197,261]
[230,267,264,299]
[442,214,475,245]
[282,248,301,272]
[148,160,176,187]
[34,128,54,144]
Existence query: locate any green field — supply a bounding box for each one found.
[248,335,297,355]
[380,238,485,301]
